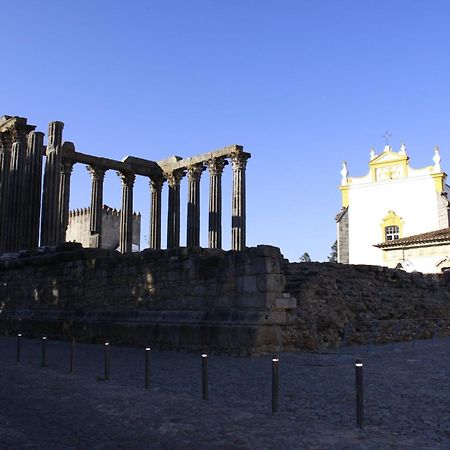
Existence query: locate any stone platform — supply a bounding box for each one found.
[0,245,295,354]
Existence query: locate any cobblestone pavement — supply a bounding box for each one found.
[0,336,449,450]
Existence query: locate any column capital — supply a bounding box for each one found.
[206,157,228,176]
[11,124,34,145]
[230,152,251,171]
[0,131,12,152]
[187,163,205,181]
[149,175,165,191]
[117,170,136,187]
[61,159,75,175]
[164,169,185,187]
[87,165,106,180]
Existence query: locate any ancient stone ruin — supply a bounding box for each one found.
[0,115,250,254]
[2,115,295,353]
[1,114,449,353]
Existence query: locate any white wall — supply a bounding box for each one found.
[347,175,441,265]
[383,243,450,273]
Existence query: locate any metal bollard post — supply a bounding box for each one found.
[69,337,75,373]
[432,320,441,342]
[272,355,279,413]
[104,342,110,380]
[355,359,364,428]
[41,337,47,368]
[202,354,208,400]
[391,322,401,350]
[16,333,22,363]
[144,347,151,389]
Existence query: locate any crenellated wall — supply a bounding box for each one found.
[66,205,141,251]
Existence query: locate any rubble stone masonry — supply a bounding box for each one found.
[1,245,449,353]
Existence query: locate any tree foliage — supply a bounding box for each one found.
[299,252,311,262]
[328,240,338,262]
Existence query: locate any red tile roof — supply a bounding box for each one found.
[376,227,450,248]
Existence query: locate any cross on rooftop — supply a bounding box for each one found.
[382,131,392,145]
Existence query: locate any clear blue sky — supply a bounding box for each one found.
[2,0,450,261]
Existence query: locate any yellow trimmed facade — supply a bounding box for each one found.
[336,144,450,271]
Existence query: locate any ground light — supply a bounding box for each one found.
[202,354,208,400]
[355,359,364,428]
[272,355,279,413]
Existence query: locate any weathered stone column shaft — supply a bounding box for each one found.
[88,166,106,247]
[187,164,204,247]
[41,121,64,246]
[25,131,45,250]
[7,132,27,251]
[118,171,135,253]
[166,170,184,249]
[231,152,250,251]
[149,177,163,249]
[207,158,227,249]
[59,158,74,244]
[0,132,12,252]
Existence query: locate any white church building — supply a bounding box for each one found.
[336,144,450,273]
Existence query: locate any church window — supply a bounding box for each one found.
[385,225,399,241]
[381,210,403,242]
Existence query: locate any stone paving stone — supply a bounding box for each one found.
[0,336,449,449]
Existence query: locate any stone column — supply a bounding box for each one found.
[186,164,204,247]
[166,170,184,249]
[206,158,227,249]
[149,176,164,249]
[58,156,75,244]
[41,121,64,246]
[25,131,45,250]
[87,165,106,248]
[231,151,250,251]
[118,171,135,253]
[0,131,12,252]
[7,128,28,251]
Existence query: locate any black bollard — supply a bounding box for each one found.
[202,354,208,400]
[355,359,364,428]
[41,337,47,368]
[16,333,22,363]
[272,355,279,413]
[104,342,110,380]
[432,320,441,342]
[144,347,151,389]
[69,337,75,373]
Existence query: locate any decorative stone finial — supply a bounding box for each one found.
[340,161,348,185]
[399,143,407,155]
[369,148,375,160]
[433,146,441,173]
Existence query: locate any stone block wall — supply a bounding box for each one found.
[1,245,450,353]
[283,261,450,350]
[337,207,349,263]
[0,245,292,354]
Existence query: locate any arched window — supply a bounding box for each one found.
[381,211,403,242]
[385,225,399,241]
